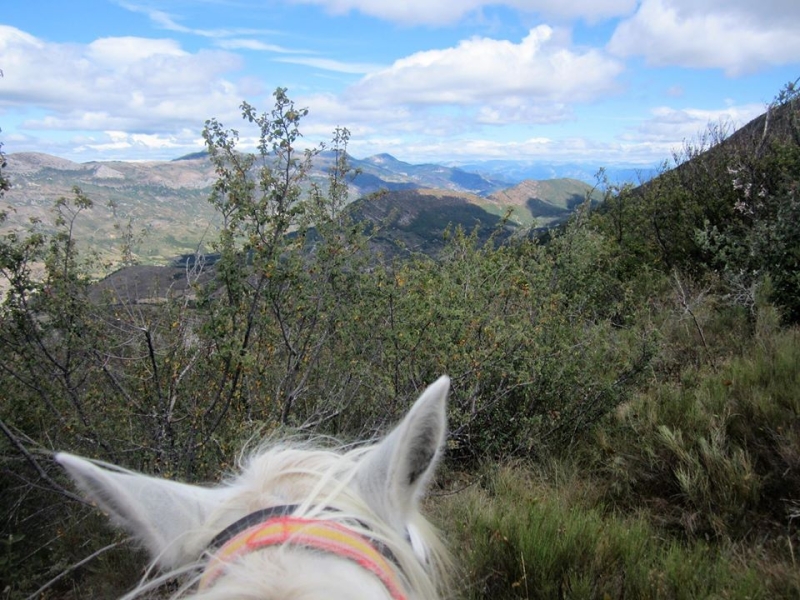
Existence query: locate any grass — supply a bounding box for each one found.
[594,312,800,540]
[435,464,798,599]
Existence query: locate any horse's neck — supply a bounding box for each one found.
[192,550,399,600]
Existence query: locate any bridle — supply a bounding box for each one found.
[199,505,408,600]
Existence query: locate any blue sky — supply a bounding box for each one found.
[1,0,798,167]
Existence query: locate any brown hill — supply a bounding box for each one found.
[1,152,220,265]
[486,178,600,225]
[349,188,513,258]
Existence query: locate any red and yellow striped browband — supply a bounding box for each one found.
[199,516,407,600]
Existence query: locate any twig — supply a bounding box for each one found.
[521,550,529,599]
[430,478,480,498]
[0,418,86,503]
[673,270,715,370]
[24,541,124,600]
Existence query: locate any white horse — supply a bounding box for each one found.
[56,376,451,600]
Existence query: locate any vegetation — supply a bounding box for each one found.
[0,132,9,198]
[594,78,800,323]
[1,82,799,599]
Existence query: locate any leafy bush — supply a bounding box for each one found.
[593,81,800,323]
[698,107,800,322]
[334,213,652,462]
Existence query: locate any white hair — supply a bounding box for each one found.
[57,377,452,600]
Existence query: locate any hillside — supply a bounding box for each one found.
[485,178,601,226]
[1,152,220,263]
[348,188,515,258]
[90,189,513,303]
[354,153,508,196]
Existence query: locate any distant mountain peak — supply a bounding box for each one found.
[172,150,209,162]
[7,152,81,173]
[365,153,403,165]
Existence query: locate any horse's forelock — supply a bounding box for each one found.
[61,378,451,600]
[163,442,449,600]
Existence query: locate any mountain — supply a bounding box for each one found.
[450,160,655,185]
[1,150,595,266]
[485,178,602,226]
[1,152,220,263]
[352,153,510,196]
[90,188,516,304]
[347,188,514,258]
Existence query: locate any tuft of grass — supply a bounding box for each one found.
[594,320,800,540]
[435,465,798,599]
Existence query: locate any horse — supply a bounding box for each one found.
[56,376,451,600]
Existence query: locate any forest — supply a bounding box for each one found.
[1,82,799,598]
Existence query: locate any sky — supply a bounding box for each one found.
[1,0,799,168]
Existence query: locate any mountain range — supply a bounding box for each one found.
[1,151,604,265]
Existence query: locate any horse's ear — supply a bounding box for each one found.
[355,376,449,532]
[56,453,227,567]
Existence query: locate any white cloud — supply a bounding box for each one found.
[78,129,202,154]
[364,101,769,166]
[666,85,684,98]
[274,56,384,74]
[87,37,187,67]
[0,25,42,51]
[668,0,800,27]
[347,26,623,114]
[620,103,766,146]
[608,0,800,75]
[215,39,306,53]
[0,26,247,138]
[476,100,572,125]
[285,0,637,25]
[120,3,282,39]
[346,134,671,166]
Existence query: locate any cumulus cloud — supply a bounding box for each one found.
[285,0,637,25]
[0,25,246,142]
[608,0,800,75]
[77,129,203,155]
[344,134,671,166]
[620,103,766,146]
[346,26,623,114]
[87,37,187,66]
[287,34,608,148]
[294,89,658,166]
[297,92,460,140]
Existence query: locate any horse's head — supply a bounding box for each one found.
[56,376,451,599]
